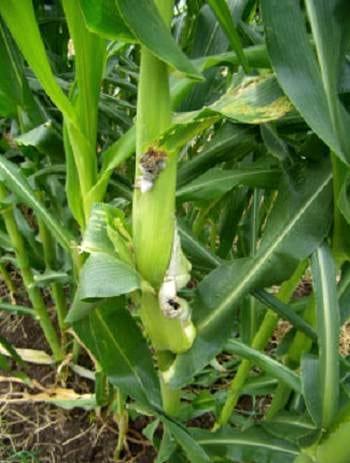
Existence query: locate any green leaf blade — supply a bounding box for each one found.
[0,0,76,122]
[311,244,340,428]
[226,339,301,393]
[261,0,348,162]
[207,0,249,72]
[192,426,299,462]
[79,0,134,41]
[162,417,211,463]
[79,253,140,301]
[0,158,74,251]
[74,300,161,409]
[167,161,332,387]
[115,0,202,80]
[177,166,281,201]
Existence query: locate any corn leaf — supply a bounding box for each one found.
[91,126,136,204]
[167,160,332,387]
[301,355,322,428]
[162,417,211,463]
[0,21,26,117]
[294,455,314,463]
[316,421,350,463]
[191,426,299,462]
[80,203,117,255]
[65,290,96,325]
[193,43,270,73]
[0,158,74,251]
[0,335,24,366]
[262,412,317,443]
[261,124,290,163]
[206,0,249,72]
[115,0,202,80]
[155,427,177,463]
[225,339,301,393]
[177,165,281,201]
[0,23,20,117]
[0,303,36,318]
[73,299,161,408]
[304,0,350,159]
[79,0,134,41]
[261,0,350,163]
[16,122,63,159]
[183,228,315,343]
[178,221,221,272]
[0,0,76,123]
[78,253,140,301]
[311,244,340,428]
[253,290,317,341]
[63,125,85,227]
[0,20,42,126]
[0,231,12,251]
[177,124,255,187]
[159,75,292,155]
[62,0,106,163]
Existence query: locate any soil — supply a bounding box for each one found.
[0,313,158,463]
[0,271,157,463]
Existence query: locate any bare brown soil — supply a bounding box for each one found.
[0,274,156,463]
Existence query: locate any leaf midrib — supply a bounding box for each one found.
[196,437,298,456]
[93,310,154,404]
[198,172,332,331]
[178,168,279,196]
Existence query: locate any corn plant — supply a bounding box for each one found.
[0,0,350,462]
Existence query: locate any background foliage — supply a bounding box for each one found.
[0,1,350,462]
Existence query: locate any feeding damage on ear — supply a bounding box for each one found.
[159,226,192,322]
[135,147,167,193]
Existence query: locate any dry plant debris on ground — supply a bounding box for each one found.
[0,273,157,463]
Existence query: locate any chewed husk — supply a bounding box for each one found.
[159,277,190,321]
[135,148,167,193]
[140,291,196,353]
[135,175,154,193]
[159,225,192,321]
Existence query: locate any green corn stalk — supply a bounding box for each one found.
[132,0,197,413]
[37,204,68,336]
[0,184,63,361]
[266,295,316,420]
[132,2,174,286]
[132,0,196,359]
[217,260,307,427]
